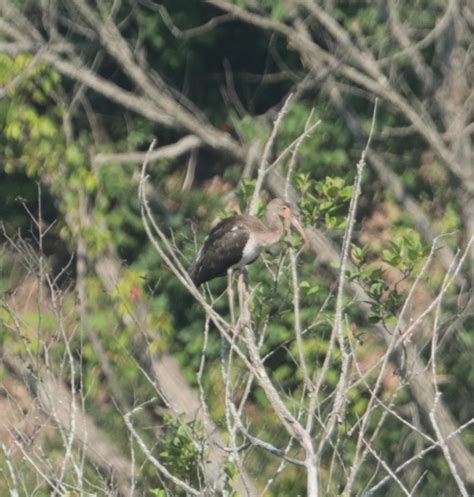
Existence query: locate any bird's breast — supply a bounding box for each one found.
[232,238,261,269]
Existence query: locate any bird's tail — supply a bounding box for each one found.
[188,262,201,287]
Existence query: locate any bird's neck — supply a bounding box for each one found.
[263,211,285,246]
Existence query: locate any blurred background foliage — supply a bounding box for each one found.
[0,0,472,495]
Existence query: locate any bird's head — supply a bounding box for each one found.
[268,198,309,250]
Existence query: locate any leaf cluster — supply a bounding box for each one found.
[297,174,353,230]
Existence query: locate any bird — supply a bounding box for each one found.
[188,198,308,287]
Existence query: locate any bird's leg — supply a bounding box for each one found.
[242,267,249,287]
[237,271,252,330]
[237,269,249,308]
[227,267,236,330]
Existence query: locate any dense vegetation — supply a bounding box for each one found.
[0,1,472,496]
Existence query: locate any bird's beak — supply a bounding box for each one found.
[290,214,309,251]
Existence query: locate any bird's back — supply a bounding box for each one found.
[188,215,251,286]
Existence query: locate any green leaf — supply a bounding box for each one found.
[368,314,382,324]
[224,461,238,480]
[65,145,84,167]
[150,489,167,497]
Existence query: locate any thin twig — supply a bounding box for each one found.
[249,93,293,215]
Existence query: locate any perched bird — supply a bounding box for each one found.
[188,198,308,286]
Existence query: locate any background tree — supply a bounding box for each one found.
[0,0,472,495]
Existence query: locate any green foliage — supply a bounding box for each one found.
[0,2,472,495]
[279,102,350,176]
[238,178,257,212]
[159,415,206,489]
[297,174,353,229]
[261,0,288,20]
[235,115,272,143]
[0,55,62,173]
[382,233,431,273]
[150,489,167,497]
[348,229,431,324]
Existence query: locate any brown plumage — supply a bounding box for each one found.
[188,198,308,286]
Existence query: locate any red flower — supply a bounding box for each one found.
[131,285,140,301]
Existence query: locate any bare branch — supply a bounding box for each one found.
[249,93,293,215]
[93,135,202,167]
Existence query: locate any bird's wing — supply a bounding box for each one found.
[189,216,250,286]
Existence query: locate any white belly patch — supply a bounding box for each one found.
[232,240,261,269]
